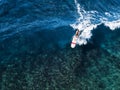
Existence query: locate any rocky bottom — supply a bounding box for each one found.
[0,30,120,90]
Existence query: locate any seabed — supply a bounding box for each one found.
[0,28,120,90]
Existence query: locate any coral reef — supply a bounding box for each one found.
[0,29,120,90]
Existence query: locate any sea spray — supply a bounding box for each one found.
[70,0,98,45]
[70,0,120,46]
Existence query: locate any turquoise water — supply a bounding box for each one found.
[0,0,120,90]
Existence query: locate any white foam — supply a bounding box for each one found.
[104,20,120,30]
[74,0,83,19]
[70,0,99,45]
[70,0,120,46]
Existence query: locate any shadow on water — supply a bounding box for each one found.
[91,24,112,46]
[80,24,114,54]
[73,24,106,55]
[73,24,120,77]
[0,26,74,57]
[74,54,90,77]
[92,24,120,45]
[34,26,74,51]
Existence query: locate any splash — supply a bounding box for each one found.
[103,20,120,30]
[70,0,120,46]
[70,0,99,45]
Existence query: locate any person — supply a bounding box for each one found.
[71,29,81,48]
[75,29,80,37]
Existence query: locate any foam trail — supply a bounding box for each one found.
[70,0,120,46]
[70,0,98,45]
[74,0,83,19]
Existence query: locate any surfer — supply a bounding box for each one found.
[71,29,81,48]
[75,29,80,37]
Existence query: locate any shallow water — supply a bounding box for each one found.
[0,0,120,90]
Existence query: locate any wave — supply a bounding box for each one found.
[0,0,120,43]
[70,0,120,46]
[0,18,72,41]
[0,0,75,40]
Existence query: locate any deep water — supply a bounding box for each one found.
[0,0,120,90]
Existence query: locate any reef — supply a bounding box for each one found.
[0,29,120,90]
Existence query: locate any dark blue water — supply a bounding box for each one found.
[0,0,120,89]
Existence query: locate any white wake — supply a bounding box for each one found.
[70,0,120,46]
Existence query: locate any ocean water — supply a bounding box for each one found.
[0,0,120,90]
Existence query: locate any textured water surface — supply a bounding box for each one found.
[0,0,120,90]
